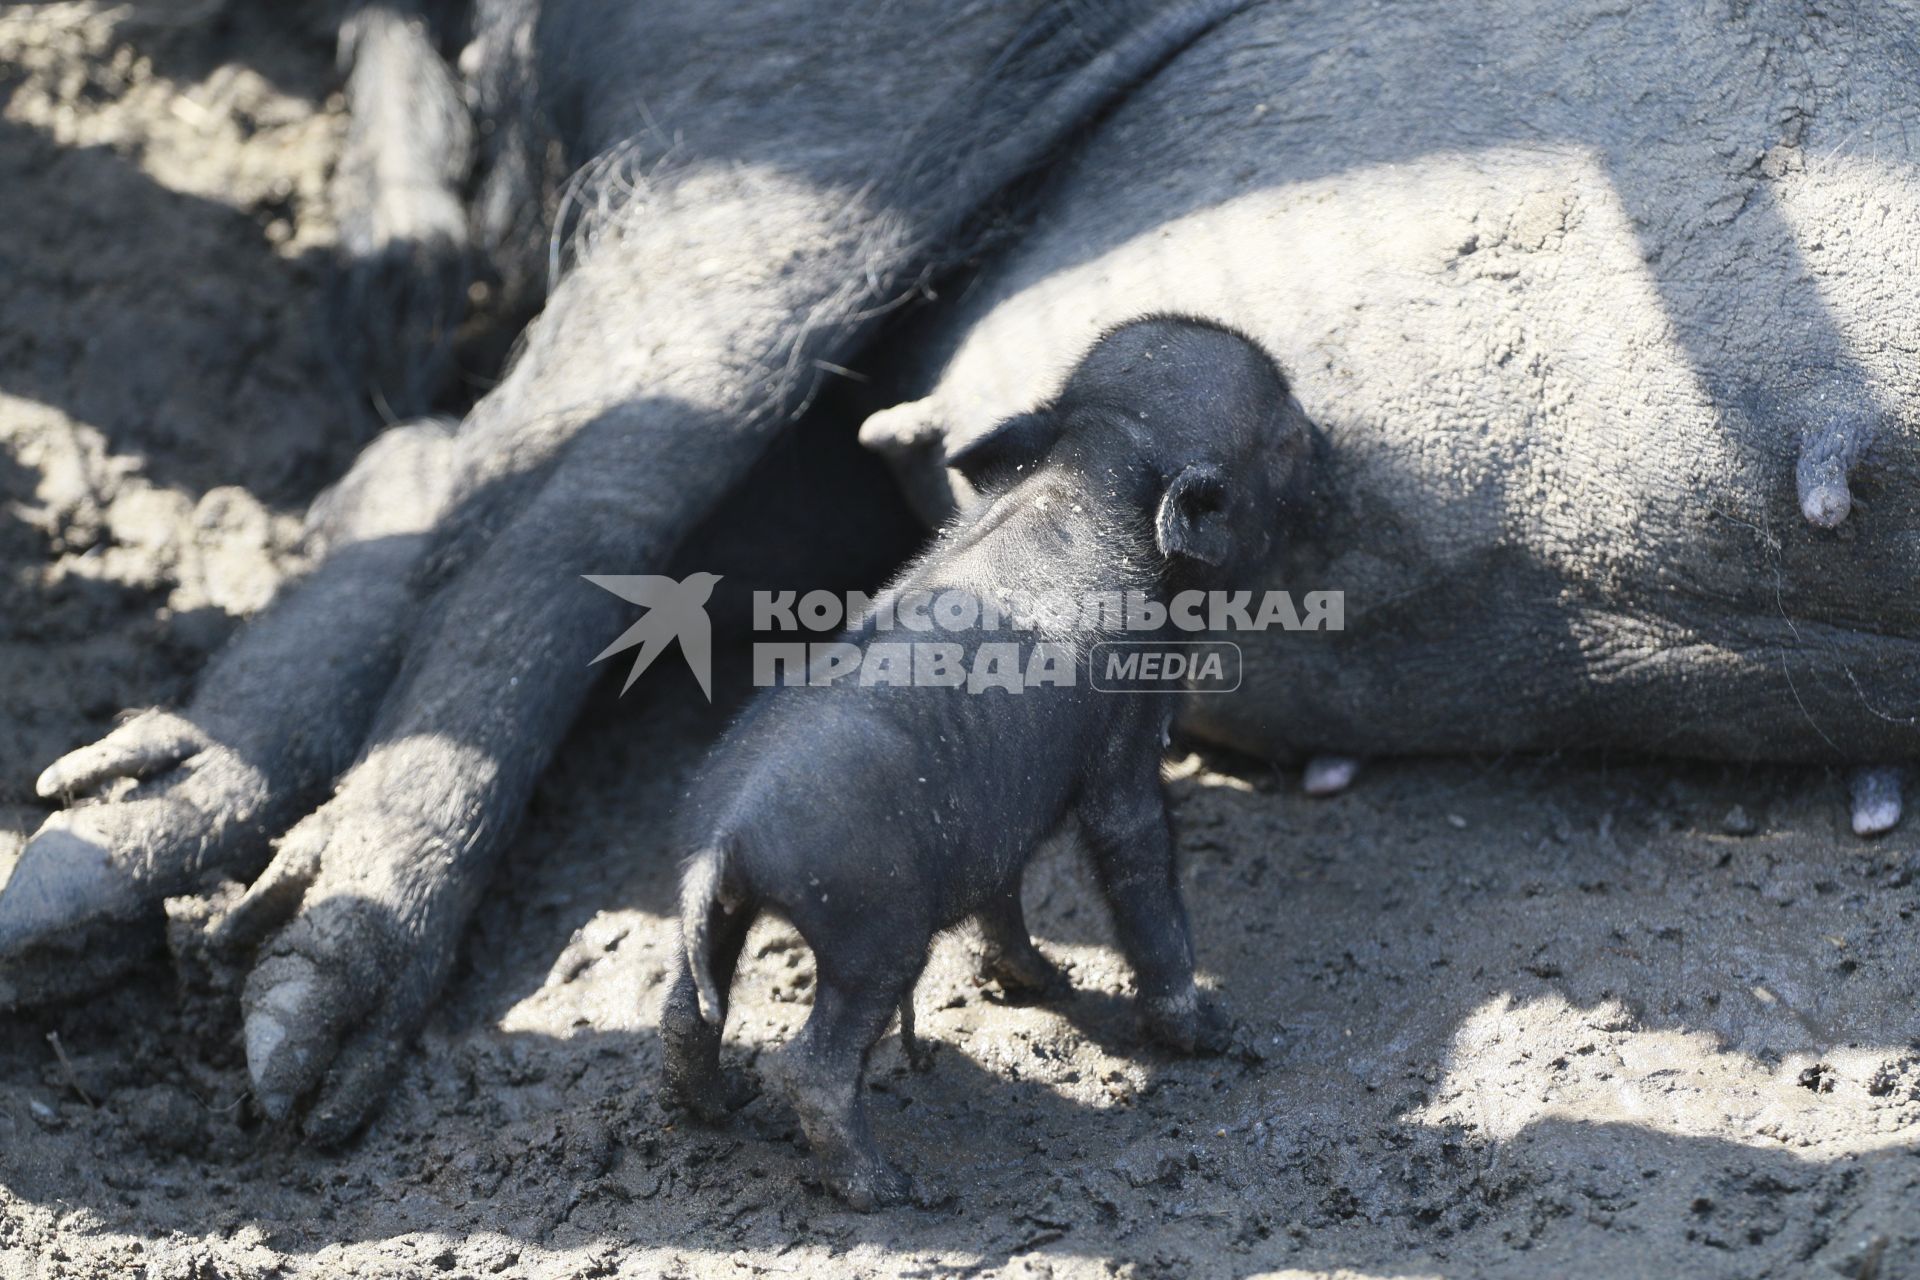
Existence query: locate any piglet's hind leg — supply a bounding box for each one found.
[780,968,918,1210]
[896,990,934,1073]
[974,885,1068,1001]
[662,904,756,1123]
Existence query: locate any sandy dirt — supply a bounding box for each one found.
[2,7,1918,1278]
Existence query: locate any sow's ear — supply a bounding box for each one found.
[943,412,1060,491]
[1156,463,1232,566]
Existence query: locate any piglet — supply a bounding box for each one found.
[662,314,1311,1208]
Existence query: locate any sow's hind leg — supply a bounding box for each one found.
[328,0,476,418]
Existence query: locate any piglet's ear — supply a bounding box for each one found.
[1156,463,1231,566]
[943,412,1060,491]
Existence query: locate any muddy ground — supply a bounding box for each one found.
[2,6,1918,1278]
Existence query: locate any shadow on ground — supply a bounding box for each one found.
[4,675,1916,1277]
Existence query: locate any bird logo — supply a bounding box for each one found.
[584,572,722,699]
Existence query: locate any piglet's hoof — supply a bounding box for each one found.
[669,1068,760,1125]
[1140,989,1237,1056]
[976,947,1071,1004]
[821,1156,915,1212]
[902,1037,936,1075]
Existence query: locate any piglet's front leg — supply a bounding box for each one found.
[1077,785,1235,1056]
